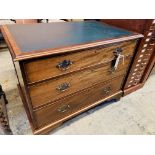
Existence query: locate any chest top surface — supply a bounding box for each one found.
[2,21,143,61]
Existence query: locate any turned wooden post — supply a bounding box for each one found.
[0,85,12,135]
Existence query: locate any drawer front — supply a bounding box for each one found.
[34,76,124,128]
[24,40,137,84]
[29,56,132,108]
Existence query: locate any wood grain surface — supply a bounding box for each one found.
[29,56,132,109]
[1,21,142,134]
[24,40,137,84]
[34,76,124,129]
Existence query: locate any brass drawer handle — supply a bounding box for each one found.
[56,83,70,92]
[103,86,111,94]
[56,60,73,71]
[57,104,70,113]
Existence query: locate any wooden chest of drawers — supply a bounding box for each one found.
[1,21,142,134]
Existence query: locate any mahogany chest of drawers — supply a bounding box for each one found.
[1,21,142,134]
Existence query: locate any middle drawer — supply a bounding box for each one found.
[28,57,132,109]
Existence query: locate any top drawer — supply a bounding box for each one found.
[24,40,137,84]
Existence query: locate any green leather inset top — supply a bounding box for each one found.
[8,21,133,52]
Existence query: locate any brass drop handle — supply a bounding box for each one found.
[103,86,111,94]
[56,83,70,92]
[57,104,70,113]
[57,60,73,71]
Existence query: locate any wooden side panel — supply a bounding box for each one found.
[14,62,37,129]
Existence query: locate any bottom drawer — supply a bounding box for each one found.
[34,76,124,129]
